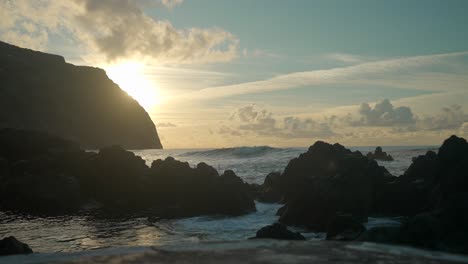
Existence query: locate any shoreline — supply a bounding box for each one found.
[3,240,468,264]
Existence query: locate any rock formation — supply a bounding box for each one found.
[0,236,33,256]
[0,129,254,217]
[275,141,390,231]
[366,146,394,161]
[0,41,162,149]
[326,215,366,241]
[252,223,305,240]
[395,135,468,254]
[250,172,283,203]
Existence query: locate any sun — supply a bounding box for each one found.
[105,61,161,110]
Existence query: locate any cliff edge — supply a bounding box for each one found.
[0,41,162,149]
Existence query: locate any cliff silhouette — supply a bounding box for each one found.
[0,41,162,149]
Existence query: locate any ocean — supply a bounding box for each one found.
[0,145,437,257]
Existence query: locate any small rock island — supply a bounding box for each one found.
[366,146,394,161]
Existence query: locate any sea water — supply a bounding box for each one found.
[0,145,437,254]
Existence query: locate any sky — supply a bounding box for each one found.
[1,0,468,148]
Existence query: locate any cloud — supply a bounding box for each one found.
[76,0,238,63]
[417,105,468,131]
[325,53,367,63]
[160,0,184,8]
[0,0,238,65]
[230,105,277,131]
[460,122,468,137]
[345,99,467,132]
[171,51,468,102]
[157,122,177,128]
[222,105,335,139]
[281,116,335,139]
[242,48,282,59]
[0,1,76,51]
[350,99,416,126]
[218,125,244,136]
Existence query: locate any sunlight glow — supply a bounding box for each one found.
[105,62,161,110]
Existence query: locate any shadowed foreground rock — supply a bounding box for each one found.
[326,215,366,241]
[276,141,390,231]
[0,236,33,256]
[260,135,468,255]
[252,223,305,240]
[360,135,468,255]
[0,129,255,217]
[58,241,468,264]
[250,172,283,203]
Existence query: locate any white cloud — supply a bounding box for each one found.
[171,51,468,102]
[222,105,335,139]
[325,53,367,63]
[349,99,416,127]
[281,116,335,139]
[343,99,467,133]
[242,48,282,59]
[417,105,468,131]
[0,0,238,65]
[161,0,184,9]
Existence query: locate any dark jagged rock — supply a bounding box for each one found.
[326,215,366,241]
[252,223,305,240]
[438,135,468,164]
[0,157,7,179]
[0,129,87,213]
[371,150,440,217]
[277,141,389,231]
[437,135,468,197]
[147,159,256,216]
[78,145,149,207]
[0,128,82,162]
[396,136,468,254]
[366,146,394,161]
[0,129,255,218]
[253,172,283,203]
[0,41,162,149]
[361,135,468,255]
[0,236,33,256]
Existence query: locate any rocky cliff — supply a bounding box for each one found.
[0,41,162,149]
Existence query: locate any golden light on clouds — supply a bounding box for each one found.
[105,62,161,110]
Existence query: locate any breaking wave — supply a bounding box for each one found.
[180,146,288,158]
